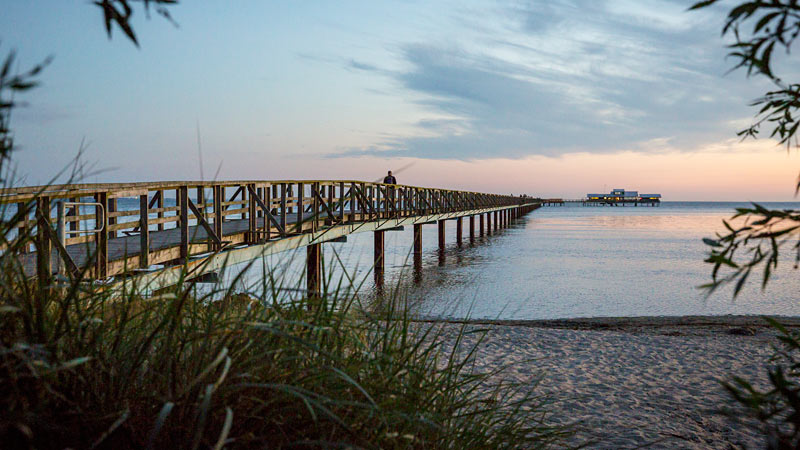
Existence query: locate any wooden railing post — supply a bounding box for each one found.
[139,194,150,268]
[296,182,304,233]
[213,185,223,249]
[107,197,117,239]
[94,192,108,278]
[240,185,247,221]
[157,189,165,231]
[35,196,51,283]
[265,185,272,241]
[280,183,288,232]
[179,186,189,262]
[248,183,257,243]
[338,182,345,223]
[311,182,320,232]
[326,183,334,225]
[68,198,78,234]
[17,201,29,253]
[359,183,366,222]
[375,184,382,219]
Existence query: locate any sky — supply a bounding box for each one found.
[2,0,800,200]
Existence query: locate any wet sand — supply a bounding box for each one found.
[433,315,798,449]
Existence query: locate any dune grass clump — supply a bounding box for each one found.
[0,241,566,449]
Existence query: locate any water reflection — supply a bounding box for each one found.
[212,202,800,321]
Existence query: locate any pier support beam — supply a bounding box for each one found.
[438,219,446,250]
[374,230,385,288]
[456,217,463,246]
[413,223,422,256]
[469,215,475,242]
[479,213,484,236]
[307,243,322,298]
[413,223,422,284]
[486,212,492,235]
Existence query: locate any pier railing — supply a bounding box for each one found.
[0,180,535,281]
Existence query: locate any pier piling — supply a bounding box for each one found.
[469,215,475,242]
[306,242,321,298]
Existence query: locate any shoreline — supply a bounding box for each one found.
[416,314,800,337]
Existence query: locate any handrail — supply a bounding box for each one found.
[0,179,531,202]
[13,179,539,282]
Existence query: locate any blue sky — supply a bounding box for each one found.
[2,1,799,199]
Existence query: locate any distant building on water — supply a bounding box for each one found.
[585,189,661,206]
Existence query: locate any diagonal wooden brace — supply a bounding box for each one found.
[246,184,286,236]
[187,198,223,247]
[352,185,375,215]
[312,188,337,223]
[35,209,80,278]
[377,185,399,215]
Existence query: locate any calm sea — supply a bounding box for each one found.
[57,200,799,320]
[228,201,800,320]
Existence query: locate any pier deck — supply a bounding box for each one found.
[3,180,539,290]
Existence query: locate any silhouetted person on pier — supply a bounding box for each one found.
[383,170,397,185]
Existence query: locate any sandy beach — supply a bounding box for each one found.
[433,315,799,449]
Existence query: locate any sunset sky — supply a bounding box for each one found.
[3,0,800,200]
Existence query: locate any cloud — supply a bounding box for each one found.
[335,0,781,160]
[347,59,380,72]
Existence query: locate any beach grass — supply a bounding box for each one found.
[0,225,568,448]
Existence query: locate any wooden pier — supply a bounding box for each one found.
[2,180,540,293]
